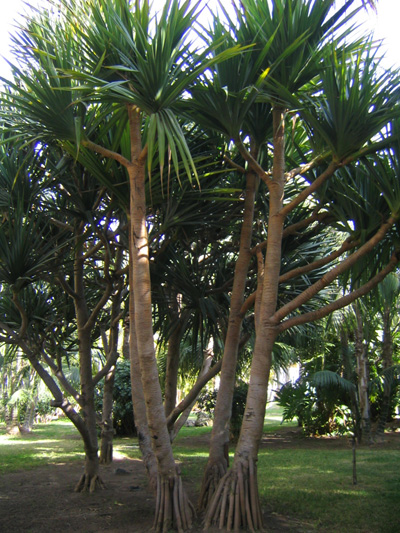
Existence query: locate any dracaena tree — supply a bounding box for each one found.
[185,1,400,530]
[0,136,128,490]
[0,1,240,529]
[186,0,379,515]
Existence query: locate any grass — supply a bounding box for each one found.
[257,446,400,532]
[0,420,84,473]
[1,408,399,532]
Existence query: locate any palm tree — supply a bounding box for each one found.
[1,1,240,528]
[0,135,128,489]
[199,1,400,529]
[186,0,371,514]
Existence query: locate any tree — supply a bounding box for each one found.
[0,1,240,529]
[2,1,399,531]
[0,138,127,489]
[191,1,400,529]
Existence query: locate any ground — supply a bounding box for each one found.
[0,426,398,533]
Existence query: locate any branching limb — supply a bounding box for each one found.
[279,252,400,332]
[166,360,222,429]
[251,211,331,257]
[272,216,397,323]
[41,349,82,405]
[82,139,132,168]
[280,161,337,217]
[233,135,270,184]
[279,237,359,283]
[223,154,246,174]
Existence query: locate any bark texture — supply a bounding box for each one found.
[199,169,258,510]
[354,305,372,444]
[99,369,115,465]
[204,106,286,530]
[128,107,193,531]
[375,306,394,441]
[164,298,184,418]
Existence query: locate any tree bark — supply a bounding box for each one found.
[341,326,361,442]
[164,295,184,418]
[72,227,103,491]
[205,106,286,530]
[99,368,115,465]
[199,168,258,511]
[169,349,213,441]
[100,252,124,465]
[127,293,158,492]
[375,306,394,441]
[22,371,38,433]
[354,304,372,444]
[128,106,193,532]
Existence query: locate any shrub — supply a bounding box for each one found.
[276,379,352,436]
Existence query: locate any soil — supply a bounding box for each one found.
[0,426,398,533]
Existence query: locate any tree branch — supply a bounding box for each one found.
[284,156,325,181]
[279,161,338,218]
[12,291,28,338]
[272,216,397,324]
[281,211,331,239]
[251,211,331,257]
[233,135,270,184]
[278,252,400,332]
[166,360,222,428]
[223,155,246,174]
[56,273,79,300]
[41,349,82,405]
[82,139,132,168]
[279,238,359,283]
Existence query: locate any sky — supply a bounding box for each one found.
[0,0,399,77]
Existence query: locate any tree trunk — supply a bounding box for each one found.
[128,107,193,532]
[22,397,37,433]
[100,258,124,465]
[99,368,115,465]
[164,295,183,418]
[127,293,158,492]
[75,327,104,491]
[354,305,372,444]
[204,106,286,530]
[199,169,258,511]
[375,306,394,441]
[6,403,20,435]
[25,348,105,492]
[341,327,361,442]
[169,348,213,441]
[73,234,103,491]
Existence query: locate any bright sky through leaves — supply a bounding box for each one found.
[0,0,399,77]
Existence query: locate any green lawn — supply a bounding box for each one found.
[1,409,399,532]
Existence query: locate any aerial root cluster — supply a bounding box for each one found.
[74,473,105,493]
[153,473,195,533]
[198,461,227,511]
[204,460,264,532]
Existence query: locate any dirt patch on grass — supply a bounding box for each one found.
[0,427,398,532]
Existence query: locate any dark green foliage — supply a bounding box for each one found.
[112,361,136,437]
[196,389,218,417]
[96,361,136,437]
[197,380,249,440]
[276,377,353,436]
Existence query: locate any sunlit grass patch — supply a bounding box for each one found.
[257,445,400,532]
[0,416,399,532]
[0,419,84,473]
